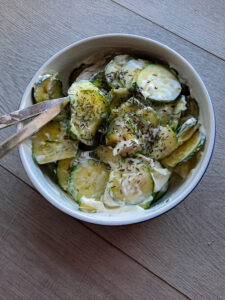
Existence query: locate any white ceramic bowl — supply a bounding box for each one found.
[19,34,215,225]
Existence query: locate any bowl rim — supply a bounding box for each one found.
[19,33,216,226]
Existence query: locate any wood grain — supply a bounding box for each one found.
[1,0,225,298]
[113,0,225,60]
[0,166,186,300]
[86,161,225,299]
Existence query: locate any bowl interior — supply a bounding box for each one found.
[19,34,215,225]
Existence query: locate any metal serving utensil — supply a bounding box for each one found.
[0,97,68,159]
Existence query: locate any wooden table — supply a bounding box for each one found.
[1,1,225,299]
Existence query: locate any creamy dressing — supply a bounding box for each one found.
[44,132,50,139]
[113,138,141,156]
[120,171,142,198]
[80,196,145,214]
[78,158,170,213]
[150,161,171,192]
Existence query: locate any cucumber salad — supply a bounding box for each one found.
[31,54,205,213]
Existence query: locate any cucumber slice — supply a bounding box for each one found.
[136,154,171,193]
[109,97,145,122]
[128,114,156,154]
[119,58,149,90]
[161,130,205,167]
[69,80,109,141]
[149,125,178,160]
[173,152,200,179]
[79,199,98,213]
[108,113,156,156]
[69,64,91,86]
[105,114,137,147]
[94,145,121,167]
[33,73,67,122]
[113,138,141,157]
[151,95,186,129]
[33,73,63,103]
[105,55,132,89]
[177,117,199,145]
[186,96,199,119]
[136,106,161,127]
[32,122,78,164]
[137,64,181,102]
[107,113,154,155]
[75,58,109,82]
[53,106,69,123]
[153,181,169,202]
[151,102,174,126]
[67,121,96,146]
[57,158,74,192]
[32,73,69,122]
[174,95,187,114]
[173,159,193,179]
[169,95,187,130]
[139,196,154,209]
[109,88,131,109]
[69,159,110,202]
[103,190,120,208]
[90,71,109,94]
[139,181,169,209]
[68,79,99,94]
[107,158,154,205]
[66,121,78,141]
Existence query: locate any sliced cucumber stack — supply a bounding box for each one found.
[69,159,110,202]
[69,80,109,143]
[137,64,182,102]
[32,121,78,164]
[107,158,154,205]
[161,130,205,167]
[119,58,149,90]
[105,55,132,89]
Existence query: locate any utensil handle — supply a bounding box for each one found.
[0,98,68,159]
[0,97,67,129]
